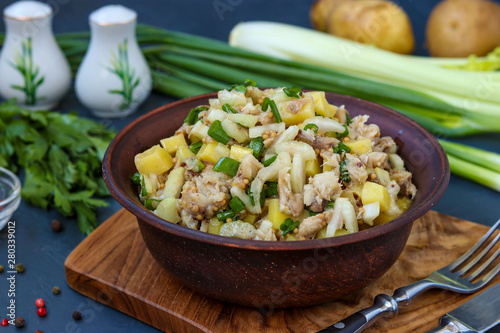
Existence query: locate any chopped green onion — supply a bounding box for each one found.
[222,103,237,113]
[262,97,282,123]
[283,86,301,98]
[132,172,141,186]
[334,142,351,155]
[336,125,349,138]
[230,79,256,93]
[145,198,162,211]
[217,210,235,221]
[263,154,277,167]
[325,201,335,210]
[229,196,246,214]
[140,175,148,197]
[213,157,240,177]
[185,105,208,125]
[304,123,319,133]
[208,120,231,144]
[280,218,300,237]
[264,181,278,197]
[339,160,351,183]
[345,113,352,126]
[249,137,265,158]
[189,141,203,154]
[192,158,205,173]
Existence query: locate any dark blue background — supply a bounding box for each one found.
[0,0,499,332]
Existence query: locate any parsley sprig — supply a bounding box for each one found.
[0,100,116,235]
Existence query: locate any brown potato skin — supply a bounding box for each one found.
[310,0,351,32]
[326,0,415,54]
[426,0,500,57]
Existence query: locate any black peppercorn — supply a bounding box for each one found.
[15,263,25,273]
[14,317,25,328]
[50,219,63,232]
[52,286,61,294]
[72,311,82,321]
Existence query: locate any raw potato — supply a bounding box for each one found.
[326,0,415,54]
[310,0,350,32]
[426,0,500,57]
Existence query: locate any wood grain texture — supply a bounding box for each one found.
[65,209,500,333]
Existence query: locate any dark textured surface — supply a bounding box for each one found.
[0,0,499,332]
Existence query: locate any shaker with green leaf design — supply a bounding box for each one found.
[0,1,71,110]
[75,5,152,118]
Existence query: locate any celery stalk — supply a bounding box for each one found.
[229,22,500,105]
[439,140,500,173]
[446,154,500,193]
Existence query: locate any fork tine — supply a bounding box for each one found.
[457,231,500,276]
[475,256,500,288]
[448,218,500,271]
[468,246,500,281]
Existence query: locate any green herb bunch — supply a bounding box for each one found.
[0,100,116,234]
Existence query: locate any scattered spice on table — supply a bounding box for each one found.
[37,307,47,317]
[35,330,44,333]
[15,263,25,273]
[52,286,61,294]
[35,298,45,308]
[0,265,3,273]
[72,311,82,321]
[14,317,25,328]
[50,219,63,232]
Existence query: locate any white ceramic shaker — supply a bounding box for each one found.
[0,1,71,110]
[75,5,151,118]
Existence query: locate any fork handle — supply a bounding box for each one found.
[318,294,398,333]
[320,279,436,332]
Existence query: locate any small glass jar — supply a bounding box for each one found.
[75,5,152,118]
[0,167,21,231]
[0,1,71,110]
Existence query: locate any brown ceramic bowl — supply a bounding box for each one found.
[102,92,449,309]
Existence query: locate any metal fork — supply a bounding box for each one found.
[320,218,500,333]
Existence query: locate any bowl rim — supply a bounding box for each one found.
[0,167,21,207]
[103,92,450,251]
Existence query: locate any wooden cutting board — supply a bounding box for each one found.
[65,209,500,333]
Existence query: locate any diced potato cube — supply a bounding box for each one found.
[323,164,335,173]
[307,91,336,118]
[160,134,188,155]
[277,96,315,126]
[362,181,391,212]
[373,212,395,226]
[345,137,372,155]
[197,142,230,164]
[208,217,223,235]
[154,197,181,223]
[374,167,391,186]
[134,145,173,175]
[305,158,321,177]
[242,214,259,225]
[175,145,195,164]
[397,197,412,212]
[163,167,185,199]
[268,198,294,230]
[230,145,254,163]
[286,234,298,241]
